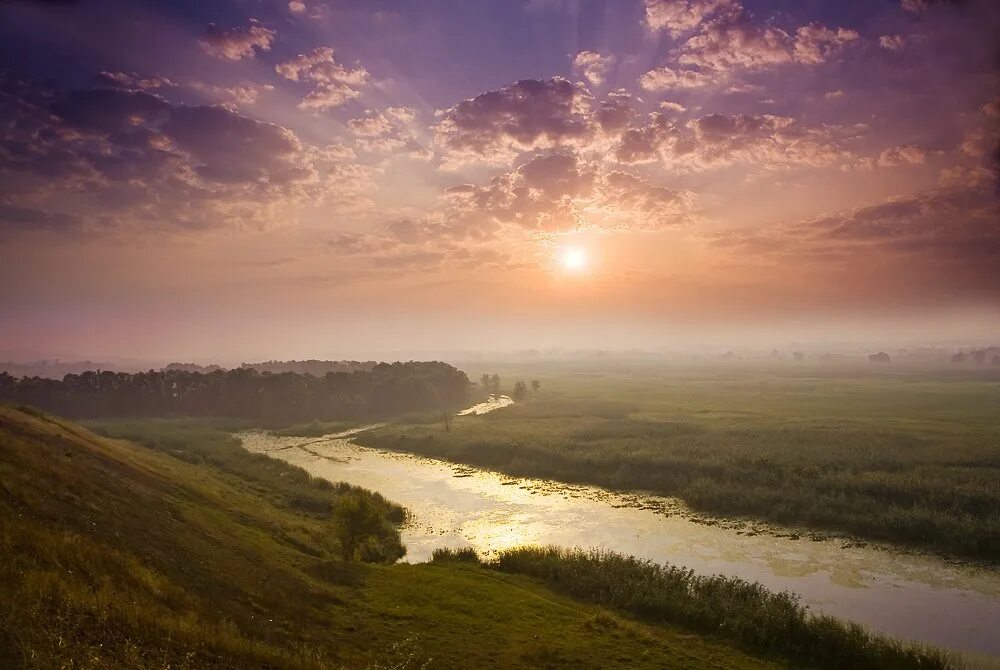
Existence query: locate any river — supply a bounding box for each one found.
[238,402,1000,667]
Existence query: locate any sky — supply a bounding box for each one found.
[0,0,997,362]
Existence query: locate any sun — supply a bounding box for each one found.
[559,246,588,272]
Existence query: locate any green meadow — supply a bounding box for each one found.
[360,361,1000,561]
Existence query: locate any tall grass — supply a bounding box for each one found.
[435,546,953,670]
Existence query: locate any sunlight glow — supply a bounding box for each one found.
[559,246,588,272]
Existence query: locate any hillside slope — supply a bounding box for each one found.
[0,406,783,669]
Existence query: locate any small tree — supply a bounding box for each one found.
[490,374,501,395]
[512,380,528,402]
[331,492,385,561]
[530,380,540,392]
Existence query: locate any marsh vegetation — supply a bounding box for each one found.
[361,364,1000,561]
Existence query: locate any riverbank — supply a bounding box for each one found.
[242,427,1000,662]
[434,547,950,670]
[357,368,1000,562]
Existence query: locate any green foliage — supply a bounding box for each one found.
[490,547,951,670]
[332,491,405,562]
[361,366,1000,561]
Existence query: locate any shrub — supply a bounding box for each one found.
[431,547,480,563]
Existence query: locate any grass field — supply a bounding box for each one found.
[359,361,1000,561]
[1,405,818,669]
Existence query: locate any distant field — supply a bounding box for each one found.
[360,362,1000,561]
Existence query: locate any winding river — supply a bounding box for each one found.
[238,400,1000,667]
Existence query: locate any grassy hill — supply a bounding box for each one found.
[0,405,796,669]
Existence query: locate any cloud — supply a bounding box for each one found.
[680,14,857,71]
[708,183,1000,282]
[348,107,430,158]
[651,1,857,74]
[877,144,927,167]
[615,111,855,168]
[572,51,614,86]
[326,214,523,274]
[593,89,635,133]
[0,78,374,233]
[94,71,177,91]
[639,1,858,106]
[792,24,860,65]
[643,0,735,37]
[199,21,276,61]
[957,97,1000,165]
[275,47,371,111]
[433,77,595,166]
[0,203,81,232]
[189,81,274,106]
[639,66,715,91]
[594,170,695,228]
[440,152,695,236]
[160,105,306,184]
[879,34,907,51]
[49,87,171,135]
[287,0,330,20]
[899,0,960,12]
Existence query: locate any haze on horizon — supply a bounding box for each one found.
[0,0,997,362]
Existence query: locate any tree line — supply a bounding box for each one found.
[479,374,540,401]
[0,362,471,423]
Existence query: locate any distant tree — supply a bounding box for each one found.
[331,493,386,561]
[490,374,501,395]
[442,412,452,432]
[868,352,891,364]
[512,381,528,402]
[480,373,491,391]
[530,380,540,392]
[792,351,804,362]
